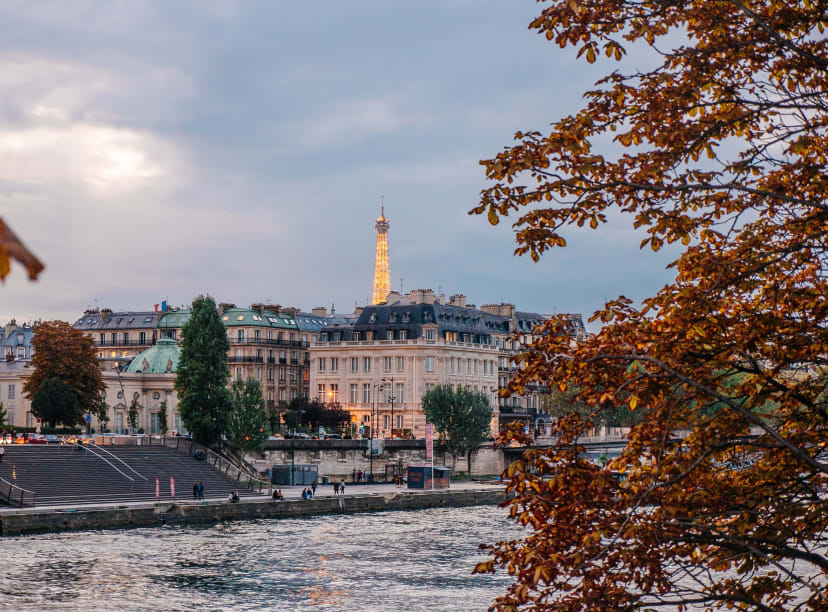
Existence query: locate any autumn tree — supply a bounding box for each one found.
[23,320,105,418]
[422,385,493,473]
[472,2,828,610]
[226,377,270,451]
[174,296,231,446]
[31,377,81,429]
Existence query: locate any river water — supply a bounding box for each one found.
[0,506,524,611]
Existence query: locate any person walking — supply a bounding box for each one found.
[197,482,204,500]
[0,445,5,463]
[352,468,357,483]
[339,480,346,495]
[332,480,338,496]
[192,482,198,499]
[311,480,317,497]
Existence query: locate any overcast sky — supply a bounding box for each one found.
[0,1,678,328]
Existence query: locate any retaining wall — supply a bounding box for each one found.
[0,488,506,537]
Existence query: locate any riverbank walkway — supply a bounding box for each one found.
[0,479,506,516]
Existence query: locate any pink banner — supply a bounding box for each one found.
[155,478,160,498]
[170,477,175,498]
[425,423,433,460]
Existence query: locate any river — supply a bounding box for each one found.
[0,505,524,611]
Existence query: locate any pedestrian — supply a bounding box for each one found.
[311,480,317,496]
[332,480,338,496]
[197,482,204,500]
[340,480,346,495]
[193,482,198,499]
[352,468,357,483]
[0,445,5,463]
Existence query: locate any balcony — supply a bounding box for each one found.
[279,358,287,364]
[227,356,264,363]
[95,339,153,347]
[290,358,298,365]
[267,357,276,364]
[229,338,309,348]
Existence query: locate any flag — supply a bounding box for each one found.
[170,477,175,498]
[154,304,159,312]
[161,300,167,311]
[155,478,160,498]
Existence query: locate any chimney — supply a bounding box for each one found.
[218,302,235,316]
[354,306,365,317]
[409,288,436,305]
[311,307,327,318]
[101,308,113,321]
[385,291,401,305]
[449,294,467,308]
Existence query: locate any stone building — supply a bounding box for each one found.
[73,308,164,368]
[0,320,36,428]
[310,289,500,438]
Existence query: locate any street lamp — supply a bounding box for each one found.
[369,381,384,483]
[382,377,394,439]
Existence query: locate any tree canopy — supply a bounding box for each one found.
[284,396,351,433]
[226,377,270,451]
[23,320,105,417]
[174,296,231,446]
[422,385,493,472]
[31,377,81,429]
[472,2,828,610]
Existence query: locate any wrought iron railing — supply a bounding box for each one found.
[0,476,35,507]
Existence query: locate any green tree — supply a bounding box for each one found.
[157,400,169,435]
[31,377,81,428]
[226,377,270,451]
[97,395,110,433]
[422,385,493,473]
[0,401,7,427]
[23,320,105,415]
[127,396,140,434]
[174,295,231,446]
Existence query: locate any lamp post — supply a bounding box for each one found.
[290,408,306,486]
[382,376,394,439]
[369,381,384,482]
[112,362,126,435]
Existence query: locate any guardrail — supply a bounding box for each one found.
[94,435,272,494]
[0,476,35,507]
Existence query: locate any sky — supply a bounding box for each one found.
[0,1,679,329]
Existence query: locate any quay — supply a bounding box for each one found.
[0,481,507,537]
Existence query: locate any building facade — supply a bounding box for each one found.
[310,289,500,438]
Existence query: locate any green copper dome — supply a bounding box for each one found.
[125,338,181,374]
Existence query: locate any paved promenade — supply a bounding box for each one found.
[0,479,506,515]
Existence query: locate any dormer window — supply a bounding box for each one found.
[370,313,377,323]
[402,312,410,323]
[389,313,397,323]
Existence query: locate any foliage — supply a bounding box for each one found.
[0,401,7,427]
[174,295,231,446]
[283,396,351,433]
[97,395,110,432]
[157,400,168,435]
[127,396,140,433]
[471,2,828,610]
[226,378,270,451]
[23,320,105,415]
[422,385,492,473]
[31,377,81,428]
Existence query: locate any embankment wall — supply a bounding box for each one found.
[0,488,506,537]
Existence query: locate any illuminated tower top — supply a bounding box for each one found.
[371,200,391,304]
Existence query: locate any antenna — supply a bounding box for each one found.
[381,194,384,218]
[400,277,403,293]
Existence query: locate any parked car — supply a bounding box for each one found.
[28,434,48,445]
[323,433,342,439]
[286,432,311,439]
[43,434,62,444]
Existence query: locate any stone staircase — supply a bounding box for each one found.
[0,443,255,507]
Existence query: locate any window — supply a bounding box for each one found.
[474,360,478,374]
[383,415,389,429]
[445,331,457,342]
[365,331,373,341]
[396,356,404,372]
[111,333,117,344]
[467,358,472,373]
[122,332,129,344]
[386,331,393,341]
[235,367,242,379]
[399,330,407,340]
[450,357,455,373]
[255,330,260,341]
[395,382,404,403]
[256,367,262,379]
[362,384,371,404]
[318,384,325,397]
[351,357,359,373]
[329,384,338,400]
[268,368,274,381]
[237,330,245,341]
[279,368,285,382]
[318,358,326,372]
[279,388,286,402]
[396,414,403,429]
[363,357,371,372]
[353,331,361,341]
[425,328,435,340]
[8,384,15,399]
[425,382,434,393]
[383,356,392,371]
[139,331,146,344]
[425,357,435,372]
[290,369,297,383]
[350,384,358,403]
[330,357,338,372]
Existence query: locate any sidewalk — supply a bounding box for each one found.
[0,480,505,515]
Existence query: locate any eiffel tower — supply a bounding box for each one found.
[371,200,390,304]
